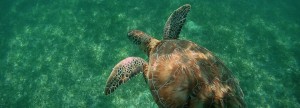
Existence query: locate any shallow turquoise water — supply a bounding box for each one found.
[0,0,299,107]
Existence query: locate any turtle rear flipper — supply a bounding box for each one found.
[164,4,191,39]
[105,57,148,95]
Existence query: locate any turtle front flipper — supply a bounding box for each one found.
[105,57,148,95]
[164,4,191,39]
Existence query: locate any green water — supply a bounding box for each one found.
[0,0,299,107]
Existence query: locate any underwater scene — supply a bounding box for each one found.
[0,0,299,107]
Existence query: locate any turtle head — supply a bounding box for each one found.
[128,30,160,56]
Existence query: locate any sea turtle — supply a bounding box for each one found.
[104,4,246,108]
